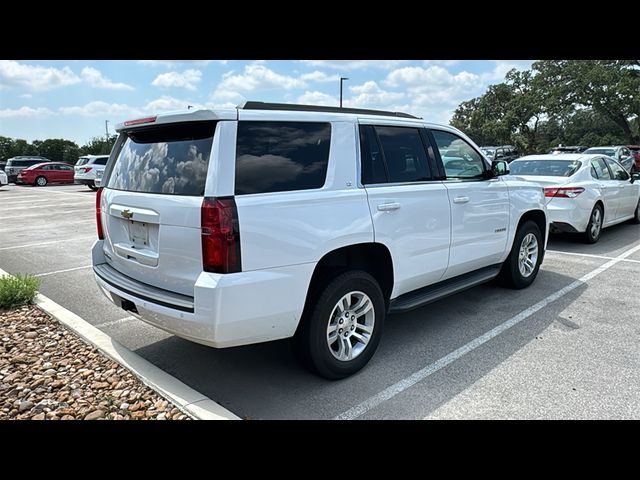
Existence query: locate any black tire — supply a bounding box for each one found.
[88,184,98,191]
[583,204,603,244]
[293,270,385,380]
[629,198,640,224]
[499,220,543,289]
[35,176,47,187]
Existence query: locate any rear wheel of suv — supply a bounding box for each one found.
[35,176,47,187]
[499,220,543,289]
[294,270,385,379]
[89,183,98,191]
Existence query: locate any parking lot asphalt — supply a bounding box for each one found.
[1,182,639,419]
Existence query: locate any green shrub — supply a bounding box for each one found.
[0,274,40,309]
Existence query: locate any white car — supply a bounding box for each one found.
[74,155,109,190]
[92,102,548,379]
[0,169,7,187]
[509,154,640,243]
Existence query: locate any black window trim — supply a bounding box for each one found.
[429,128,491,182]
[358,124,437,187]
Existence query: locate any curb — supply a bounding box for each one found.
[0,268,240,420]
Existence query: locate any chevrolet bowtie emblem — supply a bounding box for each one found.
[121,209,133,220]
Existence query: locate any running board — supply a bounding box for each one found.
[388,264,502,314]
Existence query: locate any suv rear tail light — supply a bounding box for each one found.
[83,167,93,173]
[96,187,105,240]
[544,187,585,198]
[201,197,241,274]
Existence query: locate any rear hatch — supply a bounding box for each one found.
[100,120,217,296]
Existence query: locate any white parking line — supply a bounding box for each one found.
[546,249,640,265]
[334,242,640,420]
[1,209,93,220]
[95,316,137,328]
[0,236,95,251]
[35,265,92,277]
[0,201,93,210]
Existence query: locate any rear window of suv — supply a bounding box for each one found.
[106,121,216,196]
[235,121,331,195]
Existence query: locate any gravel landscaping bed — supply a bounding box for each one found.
[0,305,189,420]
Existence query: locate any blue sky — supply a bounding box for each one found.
[0,60,533,145]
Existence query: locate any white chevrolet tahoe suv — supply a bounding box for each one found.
[92,102,548,379]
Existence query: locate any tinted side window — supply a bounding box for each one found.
[359,126,387,184]
[235,121,331,195]
[592,158,611,180]
[374,126,430,183]
[94,157,108,166]
[431,130,486,180]
[605,158,629,180]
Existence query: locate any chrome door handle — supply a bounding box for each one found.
[453,196,470,204]
[377,202,401,212]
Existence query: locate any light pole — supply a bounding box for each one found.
[105,120,109,145]
[340,77,349,108]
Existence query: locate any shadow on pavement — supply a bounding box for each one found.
[134,269,584,419]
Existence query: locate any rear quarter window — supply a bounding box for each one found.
[235,121,331,195]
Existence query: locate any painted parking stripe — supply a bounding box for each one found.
[35,265,92,277]
[334,242,640,420]
[546,249,640,265]
[1,210,94,221]
[95,316,137,328]
[0,201,93,210]
[0,236,95,251]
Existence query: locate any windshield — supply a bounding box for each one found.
[585,148,615,156]
[76,158,89,166]
[509,159,582,177]
[106,121,216,196]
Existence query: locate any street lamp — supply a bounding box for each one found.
[340,77,349,108]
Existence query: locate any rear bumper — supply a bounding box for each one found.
[75,178,96,186]
[546,198,592,233]
[91,240,314,348]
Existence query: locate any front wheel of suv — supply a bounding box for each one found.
[294,270,385,379]
[499,220,543,289]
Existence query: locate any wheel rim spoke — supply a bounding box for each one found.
[326,290,375,362]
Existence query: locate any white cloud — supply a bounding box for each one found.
[81,67,134,90]
[144,96,194,111]
[151,69,202,90]
[300,71,341,83]
[346,81,405,109]
[297,91,338,105]
[137,60,216,68]
[19,93,33,99]
[0,106,54,118]
[59,101,140,117]
[212,64,306,101]
[482,60,534,81]
[301,60,408,70]
[0,60,80,91]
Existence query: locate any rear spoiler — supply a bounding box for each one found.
[116,109,237,132]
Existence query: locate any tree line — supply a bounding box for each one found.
[0,135,118,164]
[451,60,639,154]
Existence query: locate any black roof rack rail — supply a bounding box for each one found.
[239,101,421,119]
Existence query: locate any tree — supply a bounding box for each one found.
[531,60,640,143]
[32,139,80,163]
[80,135,118,156]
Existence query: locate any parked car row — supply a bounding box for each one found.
[508,154,640,243]
[2,154,110,189]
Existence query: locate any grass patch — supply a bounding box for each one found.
[0,274,40,309]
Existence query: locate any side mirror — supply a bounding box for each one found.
[631,171,640,184]
[492,160,510,176]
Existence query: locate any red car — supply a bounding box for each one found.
[626,145,640,171]
[17,162,75,186]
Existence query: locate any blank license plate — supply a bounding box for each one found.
[128,221,149,246]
